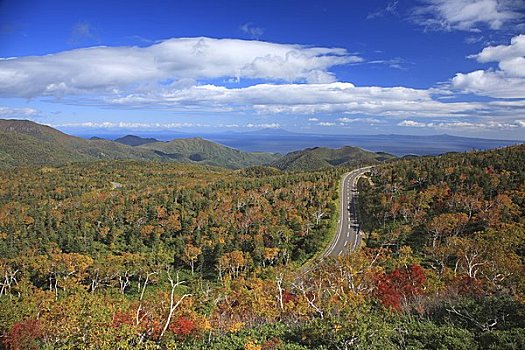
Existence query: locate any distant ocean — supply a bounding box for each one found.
[72,131,523,156]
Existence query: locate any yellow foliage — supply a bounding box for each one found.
[244,340,262,350]
[229,321,245,332]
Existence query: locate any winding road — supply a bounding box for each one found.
[323,166,372,257]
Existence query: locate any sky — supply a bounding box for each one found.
[0,0,524,139]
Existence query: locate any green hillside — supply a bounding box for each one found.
[140,137,280,169]
[114,135,160,146]
[272,145,396,171]
[0,119,279,169]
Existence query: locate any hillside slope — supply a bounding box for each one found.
[272,145,395,171]
[0,119,279,169]
[140,137,280,169]
[114,135,160,146]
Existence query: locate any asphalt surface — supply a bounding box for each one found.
[324,166,372,257]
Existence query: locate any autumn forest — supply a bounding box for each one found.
[1,144,524,349]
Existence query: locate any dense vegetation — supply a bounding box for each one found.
[0,161,343,348]
[0,144,524,349]
[272,145,395,171]
[355,144,525,348]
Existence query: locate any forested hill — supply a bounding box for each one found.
[0,119,279,169]
[272,145,395,171]
[114,135,160,146]
[0,119,165,167]
[138,137,280,169]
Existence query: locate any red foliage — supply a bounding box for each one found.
[375,264,426,311]
[112,311,135,329]
[282,290,296,304]
[169,316,196,336]
[5,319,42,350]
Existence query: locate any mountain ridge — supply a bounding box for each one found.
[114,134,161,146]
[272,145,396,171]
[0,119,279,169]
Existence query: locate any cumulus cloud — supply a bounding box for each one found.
[338,117,383,124]
[411,0,523,31]
[1,36,523,133]
[53,121,206,129]
[245,123,280,129]
[398,119,523,129]
[106,82,493,118]
[0,37,360,98]
[452,34,525,98]
[398,120,428,127]
[53,121,281,130]
[0,106,39,118]
[515,119,525,127]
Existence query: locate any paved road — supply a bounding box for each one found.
[324,166,372,257]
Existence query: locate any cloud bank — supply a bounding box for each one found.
[0,37,359,98]
[0,35,523,136]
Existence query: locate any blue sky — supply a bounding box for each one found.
[0,0,524,139]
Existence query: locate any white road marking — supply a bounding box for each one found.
[324,166,373,257]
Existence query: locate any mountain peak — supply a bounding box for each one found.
[114,134,160,146]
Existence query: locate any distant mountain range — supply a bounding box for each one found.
[3,119,521,170]
[0,120,280,169]
[202,129,522,156]
[70,127,523,156]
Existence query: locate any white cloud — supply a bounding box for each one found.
[53,121,207,129]
[308,117,319,121]
[398,119,522,129]
[0,106,39,118]
[474,34,525,62]
[411,0,523,31]
[515,119,525,127]
[245,123,280,129]
[106,82,494,118]
[452,70,525,98]
[54,121,282,130]
[398,120,428,127]
[319,122,336,126]
[0,37,360,98]
[451,34,525,98]
[338,117,383,124]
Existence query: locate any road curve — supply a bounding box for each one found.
[324,166,372,257]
